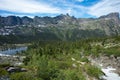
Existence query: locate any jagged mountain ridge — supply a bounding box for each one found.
[0,12,120,40]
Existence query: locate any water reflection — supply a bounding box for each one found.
[0,47,27,55]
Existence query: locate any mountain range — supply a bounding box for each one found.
[0,12,120,41]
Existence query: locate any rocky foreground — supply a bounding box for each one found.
[0,55,25,66]
[0,55,27,80]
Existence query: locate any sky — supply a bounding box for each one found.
[0,0,120,18]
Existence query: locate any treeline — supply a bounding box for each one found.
[0,33,60,45]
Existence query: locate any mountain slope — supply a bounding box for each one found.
[0,12,120,41]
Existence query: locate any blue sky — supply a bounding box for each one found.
[0,0,120,18]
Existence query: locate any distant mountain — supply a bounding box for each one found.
[0,12,120,41]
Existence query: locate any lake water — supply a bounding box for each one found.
[0,47,27,56]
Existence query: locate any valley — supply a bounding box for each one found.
[0,12,120,80]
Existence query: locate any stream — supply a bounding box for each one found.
[89,57,120,80]
[101,66,120,80]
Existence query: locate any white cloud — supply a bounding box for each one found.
[1,0,119,18]
[66,6,88,17]
[88,0,120,17]
[0,13,34,18]
[0,0,62,14]
[76,0,84,2]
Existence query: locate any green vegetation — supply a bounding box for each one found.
[0,64,9,76]
[0,68,8,76]
[19,39,106,80]
[103,46,120,57]
[85,64,104,79]
[1,36,120,80]
[10,72,34,80]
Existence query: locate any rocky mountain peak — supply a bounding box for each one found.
[55,13,71,20]
[5,16,22,26]
[22,16,33,25]
[99,12,120,22]
[108,12,119,17]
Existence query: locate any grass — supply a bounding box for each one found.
[103,46,120,57]
[0,68,8,76]
[85,64,104,79]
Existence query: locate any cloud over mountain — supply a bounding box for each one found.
[0,0,120,18]
[88,0,120,17]
[0,0,62,14]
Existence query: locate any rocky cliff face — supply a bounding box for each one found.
[79,12,120,36]
[0,12,119,27]
[99,12,119,22]
[4,16,22,26]
[99,12,120,27]
[0,12,120,40]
